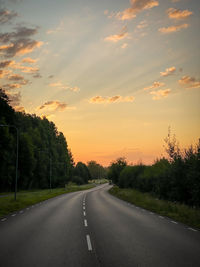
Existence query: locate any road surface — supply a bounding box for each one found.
[0,184,200,267]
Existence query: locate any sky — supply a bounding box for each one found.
[0,0,200,166]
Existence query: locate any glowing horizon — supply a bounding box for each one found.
[0,0,199,166]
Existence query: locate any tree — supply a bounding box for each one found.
[107,157,127,185]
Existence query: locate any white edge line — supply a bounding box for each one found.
[159,216,164,219]
[1,218,7,222]
[86,235,92,251]
[188,227,197,232]
[12,214,16,217]
[171,220,178,224]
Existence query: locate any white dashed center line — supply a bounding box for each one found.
[83,206,85,210]
[86,235,92,251]
[84,219,88,227]
[83,211,86,216]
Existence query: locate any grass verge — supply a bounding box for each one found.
[0,184,94,218]
[109,186,200,230]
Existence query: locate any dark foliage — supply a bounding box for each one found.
[0,88,74,191]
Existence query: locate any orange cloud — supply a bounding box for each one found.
[150,89,171,100]
[121,43,128,49]
[179,76,200,89]
[21,57,37,64]
[116,0,159,21]
[0,40,43,57]
[0,60,15,68]
[167,8,193,20]
[89,95,135,104]
[160,66,176,76]
[104,26,129,43]
[49,81,80,92]
[8,73,25,81]
[144,81,165,90]
[0,69,11,78]
[137,20,148,29]
[159,23,188,34]
[38,100,75,112]
[3,83,22,89]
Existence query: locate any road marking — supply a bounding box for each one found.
[83,206,85,210]
[136,207,139,209]
[19,210,23,214]
[188,227,197,232]
[32,205,34,208]
[171,220,178,224]
[159,216,164,219]
[1,218,7,222]
[84,219,88,227]
[12,214,16,217]
[150,212,154,214]
[83,211,86,216]
[86,235,92,251]
[26,208,29,210]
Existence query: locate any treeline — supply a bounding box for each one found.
[0,89,106,192]
[108,131,200,207]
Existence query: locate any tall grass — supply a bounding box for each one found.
[0,184,94,218]
[109,186,200,229]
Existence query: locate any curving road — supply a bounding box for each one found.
[0,184,200,267]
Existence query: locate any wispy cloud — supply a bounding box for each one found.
[0,69,11,78]
[143,81,165,90]
[89,95,135,104]
[167,8,192,20]
[3,83,22,89]
[49,81,80,92]
[8,73,25,81]
[159,23,188,34]
[115,0,159,21]
[121,43,128,49]
[104,26,129,43]
[37,101,76,112]
[0,39,43,58]
[137,20,148,29]
[0,60,14,68]
[0,8,17,24]
[6,91,21,106]
[179,76,200,89]
[150,89,171,100]
[160,66,176,76]
[21,57,37,64]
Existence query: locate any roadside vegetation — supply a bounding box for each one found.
[108,129,200,229]
[0,183,94,218]
[109,186,200,229]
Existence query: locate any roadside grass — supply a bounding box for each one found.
[109,186,200,230]
[0,184,94,218]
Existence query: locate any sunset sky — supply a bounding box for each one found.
[0,0,200,166]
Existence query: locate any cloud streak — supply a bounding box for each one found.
[89,95,135,104]
[159,23,188,34]
[104,26,129,43]
[115,0,159,21]
[144,81,165,90]
[167,8,193,20]
[37,101,75,112]
[0,9,17,24]
[179,76,200,89]
[150,89,171,100]
[160,66,176,76]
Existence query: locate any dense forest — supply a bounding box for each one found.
[0,88,101,192]
[108,132,200,207]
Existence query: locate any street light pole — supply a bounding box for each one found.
[0,124,19,200]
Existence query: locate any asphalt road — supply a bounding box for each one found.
[0,184,200,267]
